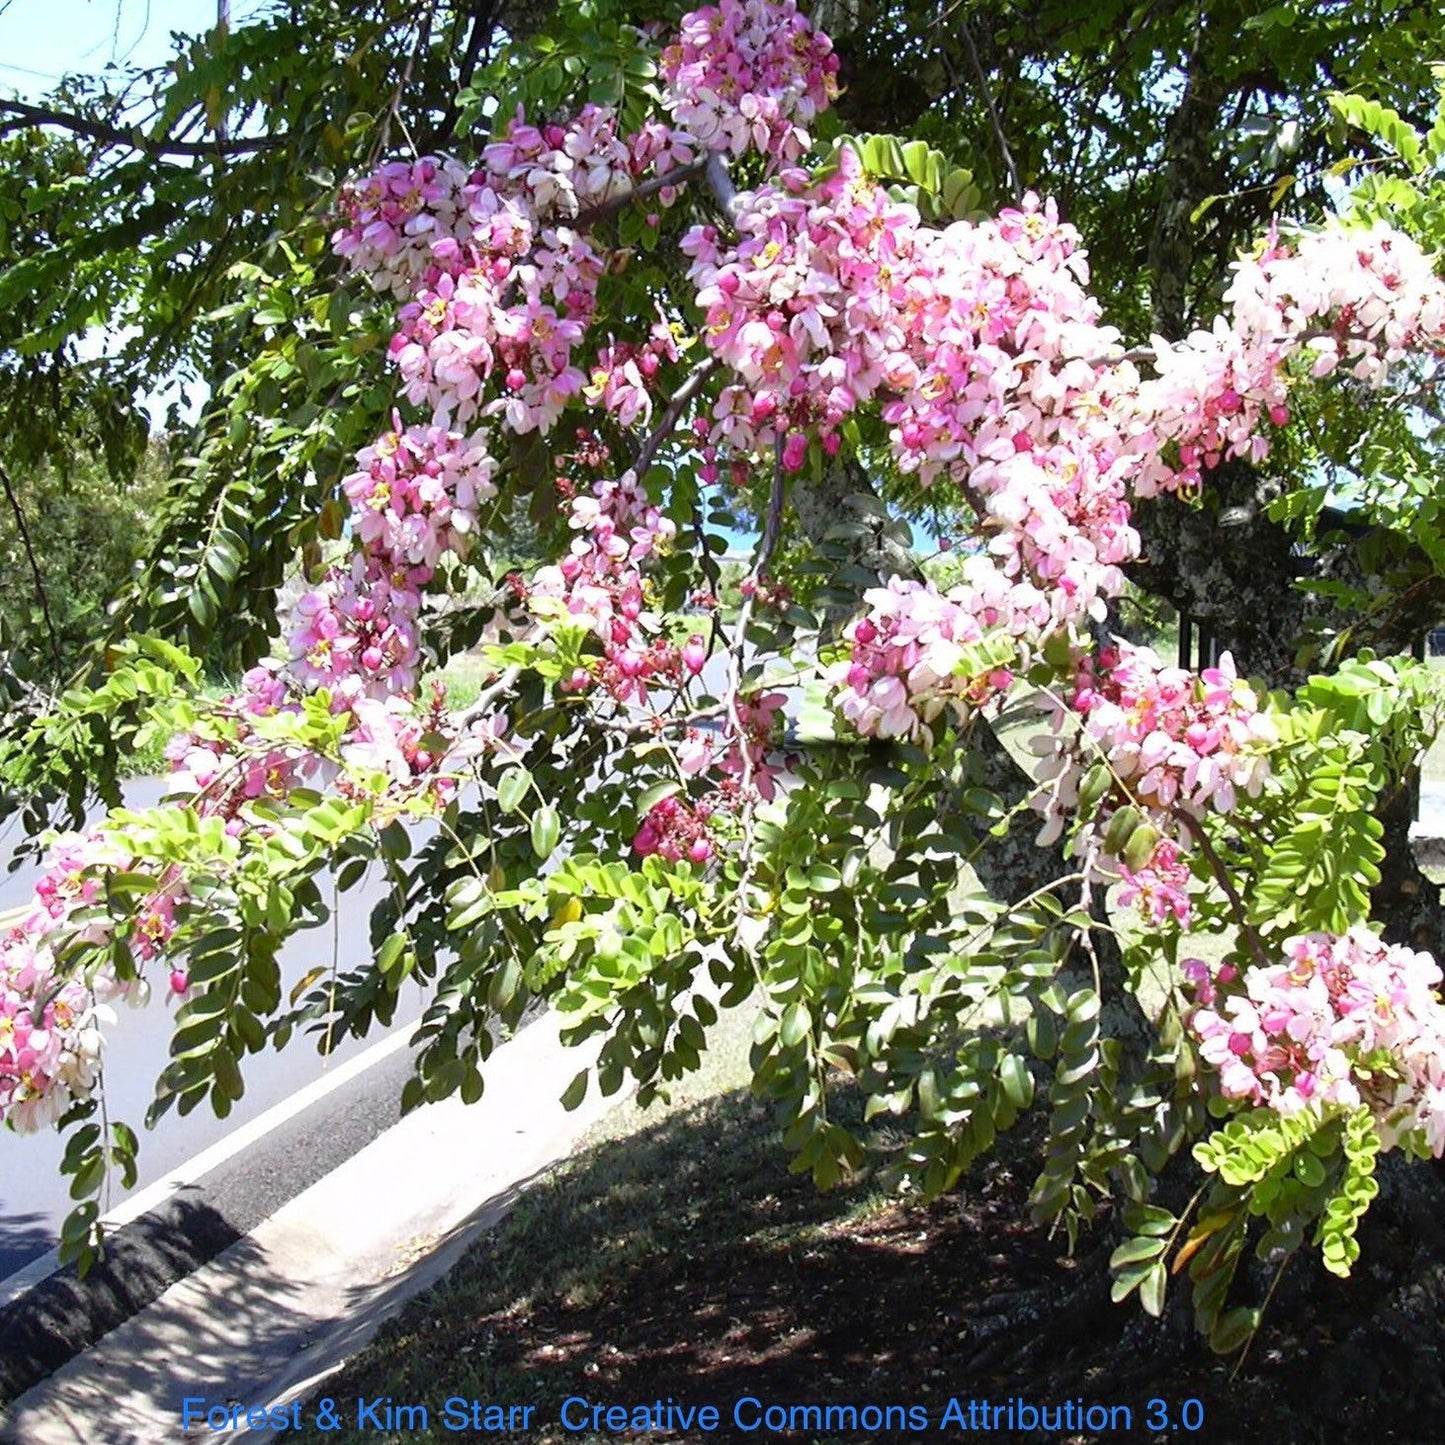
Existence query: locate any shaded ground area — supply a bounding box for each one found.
[313,1076,1445,1445]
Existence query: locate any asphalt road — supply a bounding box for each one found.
[0,779,432,1283]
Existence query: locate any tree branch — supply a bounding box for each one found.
[630,357,720,477]
[1172,806,1270,968]
[573,156,711,229]
[0,98,283,158]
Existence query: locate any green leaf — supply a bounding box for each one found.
[560,1068,589,1111]
[636,778,683,815]
[1110,1235,1166,1268]
[496,767,531,814]
[531,804,561,860]
[1139,1261,1167,1318]
[999,1053,1034,1109]
[1208,1306,1261,1356]
[779,1001,811,1048]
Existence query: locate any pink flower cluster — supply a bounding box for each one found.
[1187,930,1445,1154]
[388,222,601,433]
[339,103,704,438]
[1,831,184,1132]
[633,793,717,864]
[661,0,839,164]
[341,418,497,569]
[1127,221,1445,497]
[332,156,473,299]
[677,690,789,802]
[1069,643,1276,818]
[528,470,680,706]
[583,319,684,430]
[1,933,107,1132]
[685,146,919,467]
[690,178,1142,689]
[288,556,428,695]
[338,685,465,805]
[698,178,1445,757]
[1031,643,1277,882]
[164,661,320,816]
[1117,835,1193,926]
[831,571,1017,743]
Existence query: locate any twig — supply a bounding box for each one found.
[1172,807,1271,968]
[376,4,436,162]
[631,357,720,477]
[956,16,1021,200]
[574,157,711,229]
[0,459,64,678]
[726,438,788,925]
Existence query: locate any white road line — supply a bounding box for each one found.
[0,1025,416,1309]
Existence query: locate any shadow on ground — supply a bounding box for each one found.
[0,1189,243,1406]
[309,1082,1445,1445]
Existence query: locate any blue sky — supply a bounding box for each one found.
[0,0,267,100]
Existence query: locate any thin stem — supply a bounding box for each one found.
[1172,807,1271,967]
[0,459,64,678]
[726,439,788,928]
[454,360,718,736]
[957,17,1021,200]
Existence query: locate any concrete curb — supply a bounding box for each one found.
[0,1007,631,1445]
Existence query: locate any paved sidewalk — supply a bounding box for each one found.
[0,1008,630,1444]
